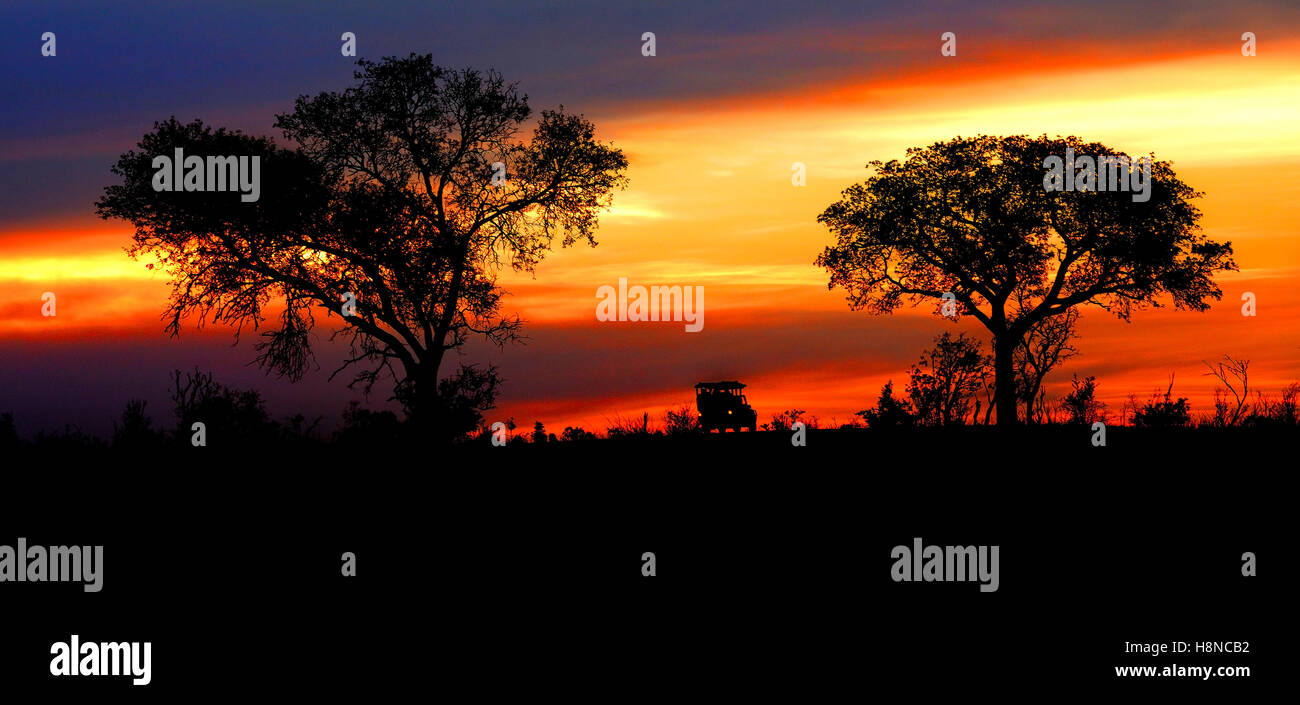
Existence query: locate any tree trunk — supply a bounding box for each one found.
[398,362,441,430]
[994,335,1018,426]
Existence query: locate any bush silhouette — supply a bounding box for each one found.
[170,368,280,446]
[857,382,917,428]
[1062,374,1107,425]
[112,399,165,450]
[1132,376,1191,428]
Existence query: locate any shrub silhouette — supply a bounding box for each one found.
[334,401,402,446]
[607,412,654,437]
[1015,308,1079,424]
[662,404,701,435]
[561,426,598,442]
[1132,376,1190,428]
[428,363,501,443]
[1241,383,1300,427]
[764,409,808,432]
[112,399,165,450]
[1134,397,1191,427]
[170,368,280,446]
[906,332,988,426]
[857,381,917,428]
[1062,374,1107,425]
[33,426,105,450]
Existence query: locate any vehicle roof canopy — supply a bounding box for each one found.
[695,381,746,390]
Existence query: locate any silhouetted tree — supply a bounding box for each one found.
[817,134,1234,425]
[1061,374,1107,425]
[112,399,164,449]
[856,381,917,428]
[1203,355,1249,426]
[97,55,628,438]
[433,363,501,442]
[1281,383,1300,425]
[975,365,996,425]
[1014,307,1079,423]
[906,332,988,426]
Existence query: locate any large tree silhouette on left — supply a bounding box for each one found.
[97,55,628,439]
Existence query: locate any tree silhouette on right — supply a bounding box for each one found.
[817,135,1235,426]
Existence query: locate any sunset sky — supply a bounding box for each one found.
[2,1,1298,436]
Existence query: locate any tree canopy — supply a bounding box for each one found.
[817,134,1234,425]
[97,55,628,438]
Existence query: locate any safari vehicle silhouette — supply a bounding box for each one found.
[695,381,758,432]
